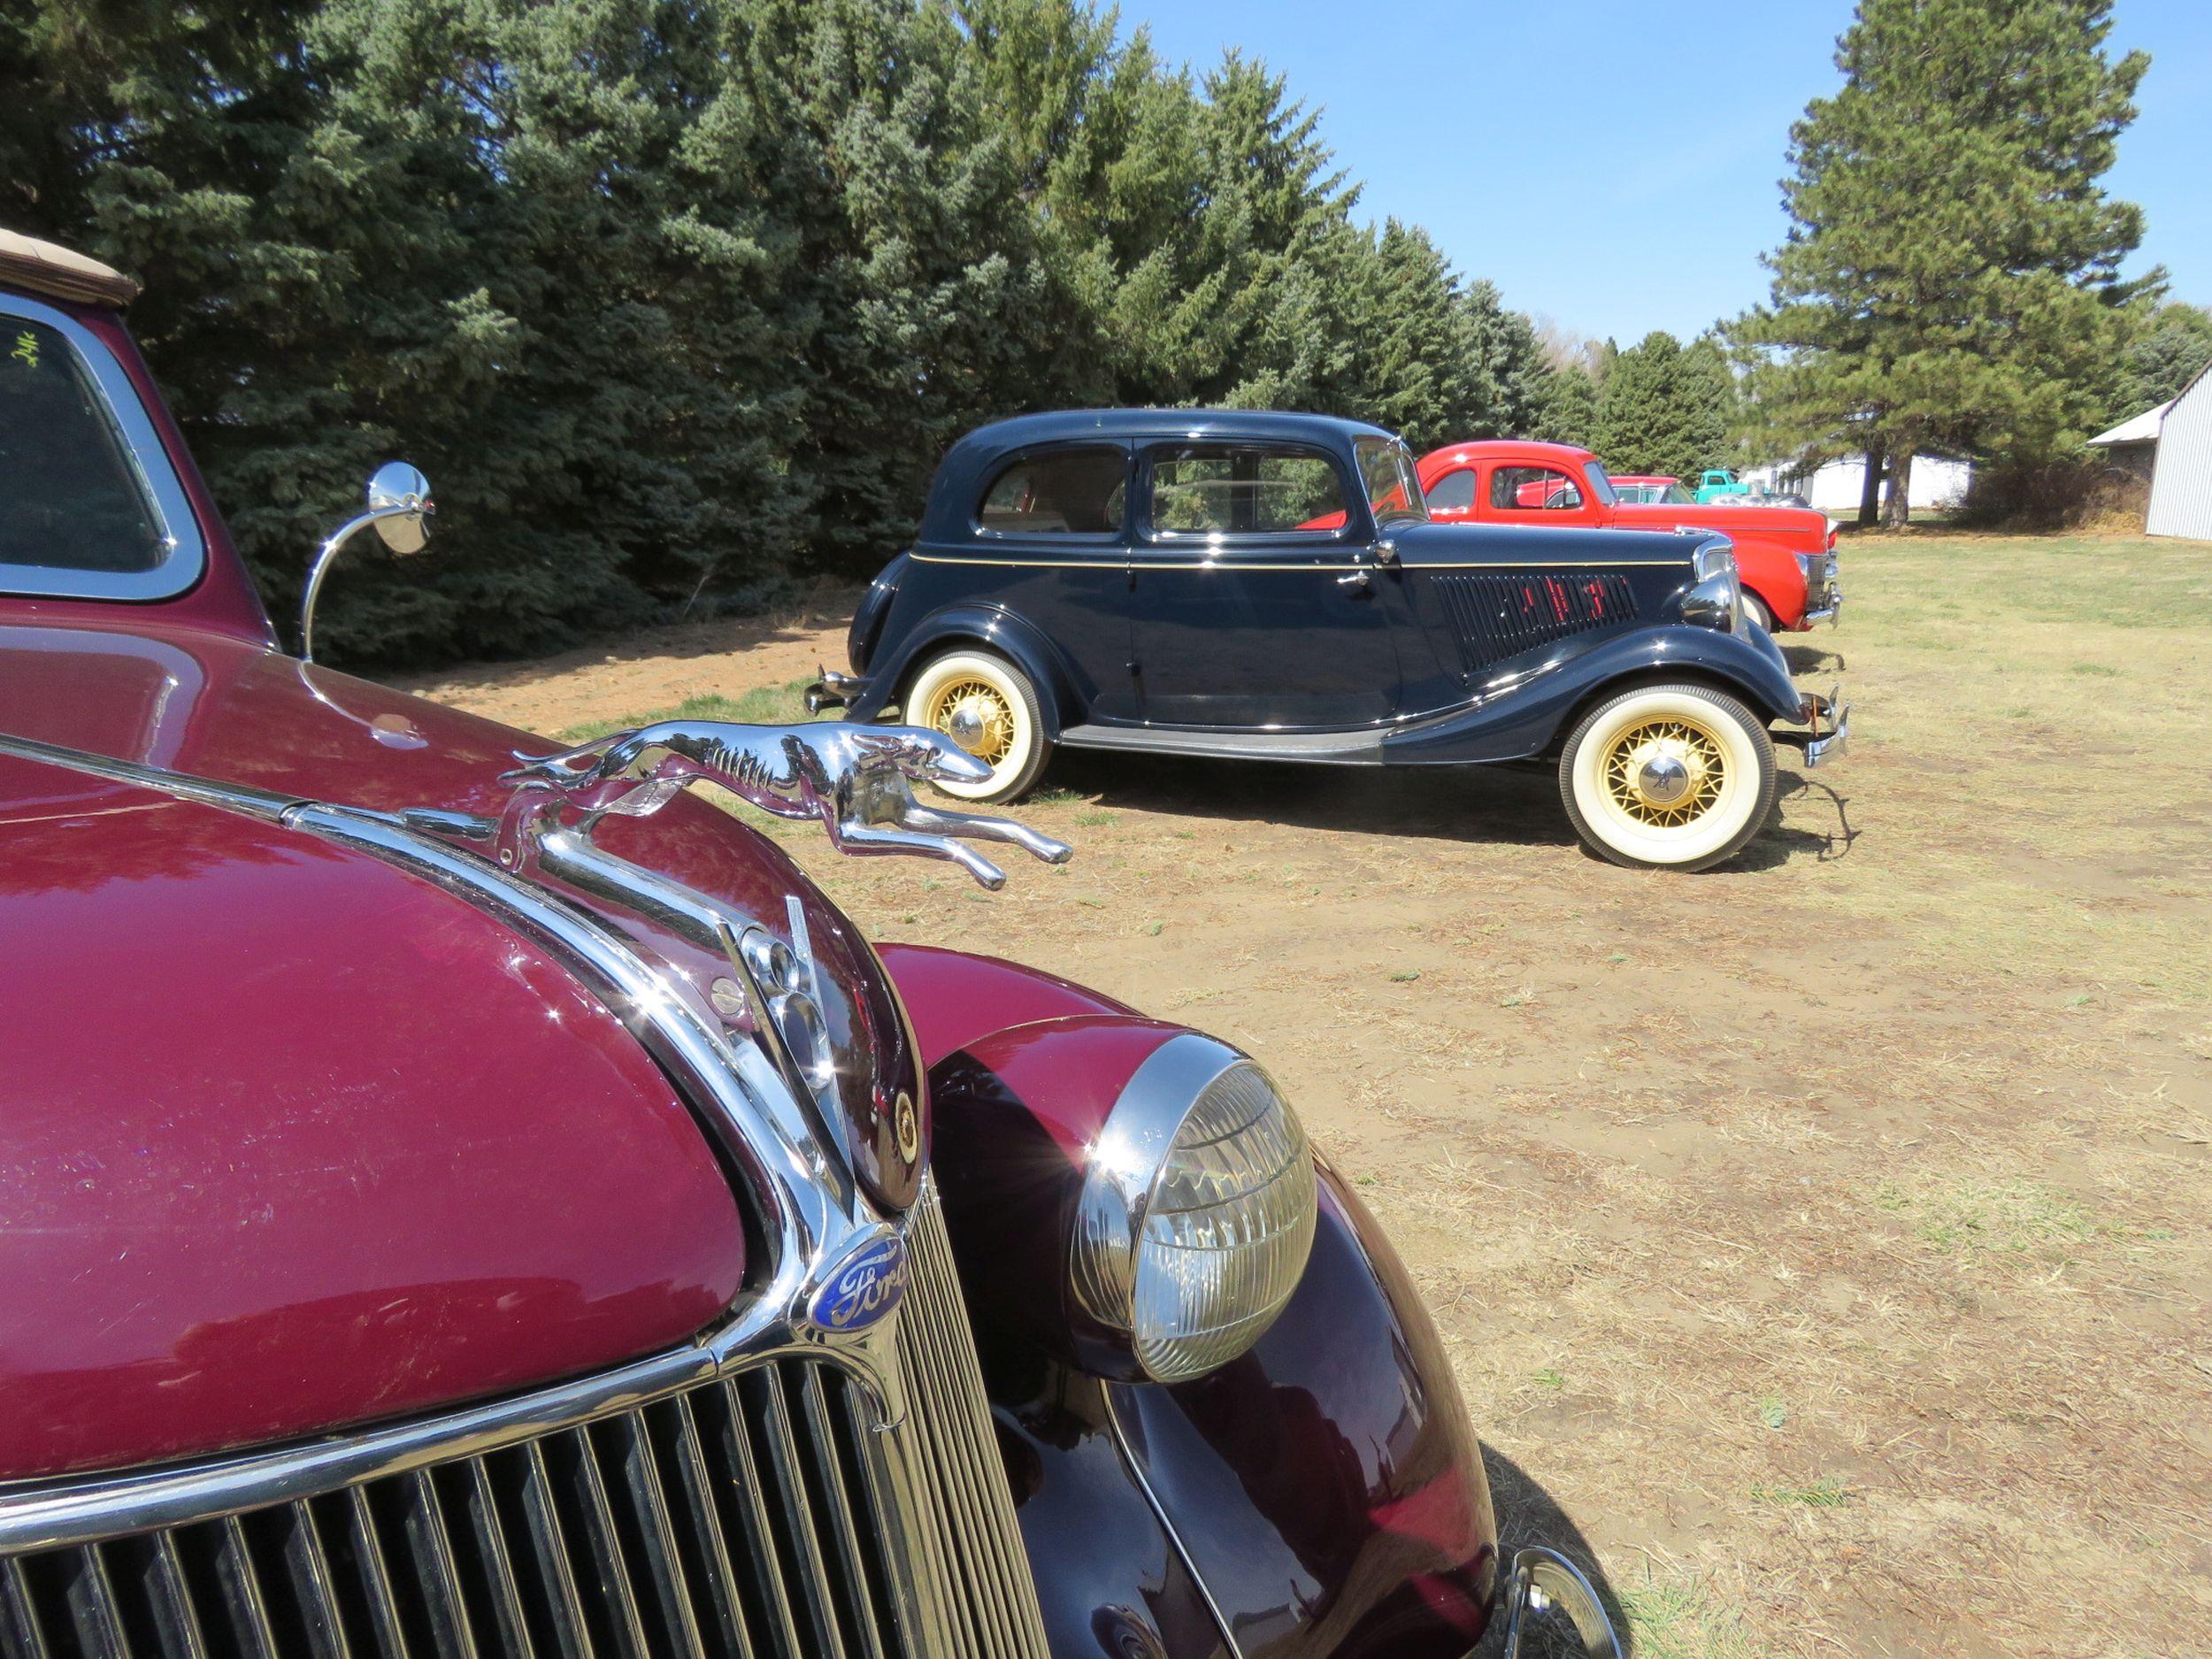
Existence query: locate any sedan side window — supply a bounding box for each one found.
[1489,465,1584,511]
[1148,444,1348,535]
[0,319,167,573]
[977,447,1127,534]
[1425,468,1476,512]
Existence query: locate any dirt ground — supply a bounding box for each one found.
[403,534,2212,1659]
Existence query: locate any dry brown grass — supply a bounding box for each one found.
[412,534,2212,1658]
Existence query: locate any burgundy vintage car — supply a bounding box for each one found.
[0,232,1620,1658]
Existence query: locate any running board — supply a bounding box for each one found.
[1056,723,1386,764]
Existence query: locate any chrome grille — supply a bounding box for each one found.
[0,1182,1047,1659]
[1430,570,1637,670]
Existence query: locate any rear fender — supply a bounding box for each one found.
[1382,624,1802,766]
[841,603,1076,737]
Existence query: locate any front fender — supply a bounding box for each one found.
[880,945,1501,1657]
[1113,1164,1498,1658]
[842,602,1076,737]
[1727,535,1811,628]
[1382,622,1802,766]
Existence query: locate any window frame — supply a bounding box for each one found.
[0,291,207,602]
[1133,438,1364,549]
[1424,466,1478,514]
[1486,462,1592,516]
[969,441,1133,544]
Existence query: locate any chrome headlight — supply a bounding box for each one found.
[1071,1035,1318,1382]
[1684,541,1743,633]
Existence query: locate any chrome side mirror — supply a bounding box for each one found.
[366,462,432,555]
[1370,537,1400,566]
[300,463,434,663]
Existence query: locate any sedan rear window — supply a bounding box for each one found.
[978,447,1127,534]
[1148,445,1347,535]
[0,319,168,572]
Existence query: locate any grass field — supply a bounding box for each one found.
[411,533,2212,1658]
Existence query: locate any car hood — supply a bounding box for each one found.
[0,617,915,1478]
[1388,518,1694,564]
[1608,500,1831,545]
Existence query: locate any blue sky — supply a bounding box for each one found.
[1122,0,2209,346]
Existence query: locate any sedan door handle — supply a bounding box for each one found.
[1335,568,1371,590]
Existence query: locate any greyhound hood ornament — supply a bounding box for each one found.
[498,720,1071,890]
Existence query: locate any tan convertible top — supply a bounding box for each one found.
[0,228,140,308]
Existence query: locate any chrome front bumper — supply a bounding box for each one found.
[804,666,867,713]
[1499,1548,1623,1658]
[1778,682,1849,767]
[1802,557,1842,626]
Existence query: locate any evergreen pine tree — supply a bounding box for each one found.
[1595,331,1736,480]
[1732,0,2153,524]
[1531,365,1600,448]
[2116,300,2212,416]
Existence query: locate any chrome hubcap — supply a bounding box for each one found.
[1635,753,1691,806]
[1601,717,1726,827]
[925,677,1016,769]
[946,704,987,753]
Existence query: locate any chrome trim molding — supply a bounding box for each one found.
[910,551,1686,572]
[0,292,209,603]
[1100,1387,1243,1659]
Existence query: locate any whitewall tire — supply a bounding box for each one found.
[1558,683,1777,872]
[902,649,1050,803]
[1741,592,1775,634]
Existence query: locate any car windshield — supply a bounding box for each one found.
[1356,438,1429,526]
[1578,461,1621,509]
[0,317,168,574]
[1664,483,1696,504]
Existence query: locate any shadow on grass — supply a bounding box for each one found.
[1763,772,1861,865]
[1476,1441,1632,1656]
[1781,641,1847,676]
[1042,747,1583,853]
[1044,746,1852,874]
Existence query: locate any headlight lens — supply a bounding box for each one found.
[1072,1037,1318,1382]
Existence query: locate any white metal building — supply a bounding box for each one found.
[2144,362,2212,541]
[2087,399,2170,481]
[1740,452,1974,517]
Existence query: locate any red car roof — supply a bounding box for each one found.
[1417,438,1598,474]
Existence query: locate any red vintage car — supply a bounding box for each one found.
[0,231,1620,1658]
[1418,441,1842,633]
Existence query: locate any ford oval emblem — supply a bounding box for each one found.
[807,1232,910,1335]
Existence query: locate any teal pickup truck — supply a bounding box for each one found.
[1694,468,1752,503]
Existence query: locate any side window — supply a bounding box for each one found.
[0,318,167,572]
[1489,465,1584,512]
[1148,444,1348,535]
[1425,468,1476,512]
[977,447,1126,535]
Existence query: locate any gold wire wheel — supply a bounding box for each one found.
[923,676,1017,769]
[1601,717,1726,827]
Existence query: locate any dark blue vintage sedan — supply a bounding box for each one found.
[810,410,1847,871]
